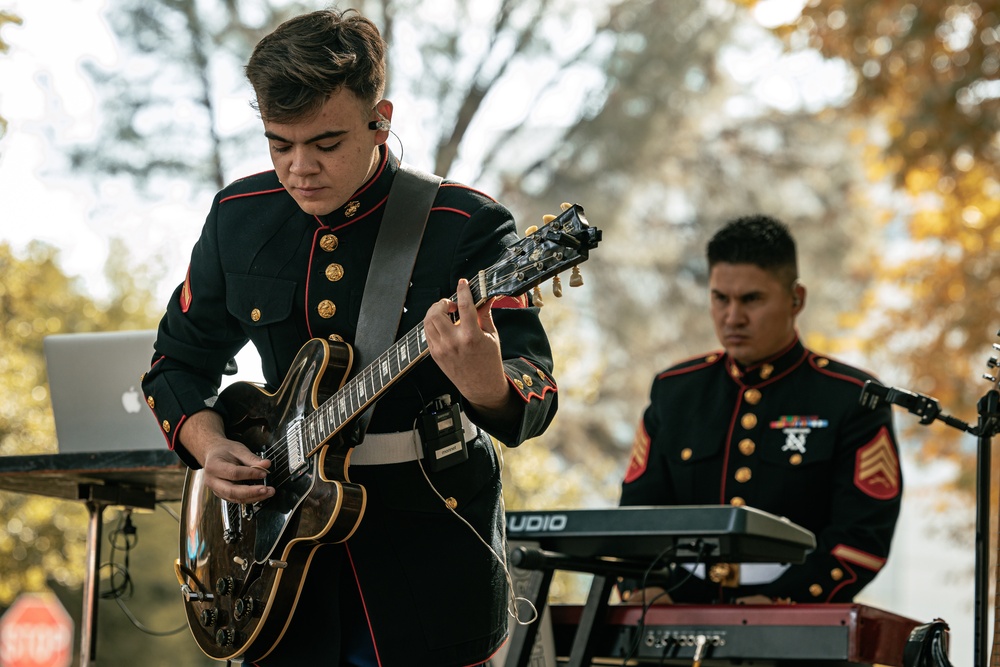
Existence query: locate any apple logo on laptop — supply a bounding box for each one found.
[121,386,143,414]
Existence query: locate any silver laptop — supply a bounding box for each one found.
[44,330,165,453]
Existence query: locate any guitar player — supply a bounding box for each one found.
[619,215,903,606]
[142,9,559,666]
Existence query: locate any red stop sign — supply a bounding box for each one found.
[0,593,73,667]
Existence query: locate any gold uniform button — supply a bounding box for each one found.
[789,453,803,465]
[513,379,524,390]
[730,496,746,507]
[317,300,336,318]
[741,413,757,430]
[738,438,756,456]
[521,374,533,387]
[735,467,752,483]
[744,388,761,405]
[319,234,339,252]
[325,263,344,281]
[706,354,719,363]
[830,568,844,581]
[760,363,774,379]
[816,358,830,368]
[680,448,693,461]
[251,308,262,322]
[537,369,547,382]
[809,584,823,597]
[444,497,458,510]
[146,396,155,409]
[162,420,171,433]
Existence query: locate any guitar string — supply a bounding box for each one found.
[247,260,533,493]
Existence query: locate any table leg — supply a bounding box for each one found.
[80,498,107,667]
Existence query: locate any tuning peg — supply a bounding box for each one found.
[560,202,572,211]
[993,343,1000,352]
[989,357,1000,369]
[525,225,538,236]
[569,266,584,287]
[552,274,563,298]
[541,214,557,225]
[984,373,997,383]
[532,285,544,307]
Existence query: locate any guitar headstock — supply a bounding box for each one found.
[484,203,601,302]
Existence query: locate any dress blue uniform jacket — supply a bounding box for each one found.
[620,338,901,603]
[142,147,558,665]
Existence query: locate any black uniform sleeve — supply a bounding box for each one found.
[141,193,248,468]
[443,198,558,446]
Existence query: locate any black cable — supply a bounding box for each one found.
[619,539,714,665]
[99,507,187,637]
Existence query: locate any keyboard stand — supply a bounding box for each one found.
[504,546,673,667]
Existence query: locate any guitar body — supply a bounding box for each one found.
[177,338,367,662]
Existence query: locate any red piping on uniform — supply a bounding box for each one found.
[719,394,742,504]
[655,352,724,380]
[220,186,286,204]
[810,356,867,387]
[431,206,472,218]
[507,374,557,403]
[439,182,497,203]
[304,228,322,339]
[826,558,857,601]
[345,544,383,666]
[168,414,187,451]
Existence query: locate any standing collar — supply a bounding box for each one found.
[724,336,807,386]
[316,145,398,229]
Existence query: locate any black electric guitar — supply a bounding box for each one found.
[174,204,600,662]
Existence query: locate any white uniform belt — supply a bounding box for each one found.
[349,411,479,466]
[682,562,791,586]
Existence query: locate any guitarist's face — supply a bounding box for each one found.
[263,89,391,216]
[709,262,804,366]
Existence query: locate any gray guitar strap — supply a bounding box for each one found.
[352,162,442,434]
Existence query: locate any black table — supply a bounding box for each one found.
[0,449,187,667]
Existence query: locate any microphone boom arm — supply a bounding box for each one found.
[859,380,976,434]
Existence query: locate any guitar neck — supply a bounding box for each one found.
[300,273,493,456]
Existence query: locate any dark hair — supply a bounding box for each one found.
[245,9,386,123]
[707,214,798,285]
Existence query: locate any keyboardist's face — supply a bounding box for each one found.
[709,262,803,366]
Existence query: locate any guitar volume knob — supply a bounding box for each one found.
[200,608,218,627]
[215,628,234,647]
[215,577,234,596]
[234,596,257,620]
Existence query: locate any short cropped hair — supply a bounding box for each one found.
[245,9,387,123]
[707,215,798,286]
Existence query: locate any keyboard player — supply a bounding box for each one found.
[618,216,902,605]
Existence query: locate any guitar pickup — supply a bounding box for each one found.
[285,416,307,475]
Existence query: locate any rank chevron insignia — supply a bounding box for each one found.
[854,427,900,500]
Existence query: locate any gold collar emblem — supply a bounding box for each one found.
[344,200,361,218]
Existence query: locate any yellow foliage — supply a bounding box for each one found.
[0,241,159,604]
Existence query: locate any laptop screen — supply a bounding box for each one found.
[43,330,166,454]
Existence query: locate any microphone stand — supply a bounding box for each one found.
[860,378,999,667]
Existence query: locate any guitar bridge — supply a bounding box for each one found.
[221,500,242,543]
